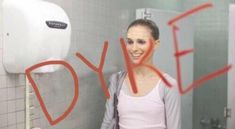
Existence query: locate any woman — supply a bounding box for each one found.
[101,19,181,129]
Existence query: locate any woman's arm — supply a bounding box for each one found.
[100,73,118,129]
[162,77,181,129]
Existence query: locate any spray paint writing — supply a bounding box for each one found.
[25,2,232,126]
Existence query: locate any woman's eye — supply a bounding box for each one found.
[137,40,146,45]
[127,40,133,44]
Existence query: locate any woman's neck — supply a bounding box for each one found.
[133,64,156,77]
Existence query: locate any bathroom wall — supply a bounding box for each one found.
[0,0,26,128]
[0,0,193,129]
[181,0,235,129]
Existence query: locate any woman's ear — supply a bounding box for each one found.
[154,39,160,49]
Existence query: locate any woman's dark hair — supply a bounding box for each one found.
[127,19,159,40]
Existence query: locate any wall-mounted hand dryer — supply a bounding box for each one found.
[2,0,71,73]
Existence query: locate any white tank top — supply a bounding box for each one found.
[117,79,166,129]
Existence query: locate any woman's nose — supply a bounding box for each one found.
[131,43,139,51]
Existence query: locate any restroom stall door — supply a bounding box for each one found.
[136,9,194,129]
[227,4,235,129]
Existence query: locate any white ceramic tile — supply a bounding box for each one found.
[0,101,7,114]
[16,123,24,129]
[7,112,16,125]
[6,75,16,87]
[0,114,8,127]
[7,87,15,100]
[0,88,7,101]
[0,76,7,88]
[15,86,24,99]
[15,74,25,86]
[15,99,24,111]
[7,125,17,129]
[16,111,24,123]
[7,100,16,113]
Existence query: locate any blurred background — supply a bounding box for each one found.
[0,0,235,129]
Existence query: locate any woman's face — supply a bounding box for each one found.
[126,25,159,64]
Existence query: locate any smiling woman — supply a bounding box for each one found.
[126,19,160,65]
[101,19,181,129]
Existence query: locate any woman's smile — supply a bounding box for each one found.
[130,53,144,61]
